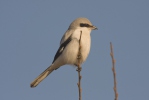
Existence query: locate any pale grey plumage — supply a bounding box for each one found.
[30,17,97,88]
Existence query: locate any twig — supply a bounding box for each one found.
[110,42,118,100]
[77,31,82,100]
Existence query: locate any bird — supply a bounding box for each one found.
[30,17,97,88]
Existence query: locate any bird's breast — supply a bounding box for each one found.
[72,28,91,63]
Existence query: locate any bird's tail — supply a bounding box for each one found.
[30,65,54,88]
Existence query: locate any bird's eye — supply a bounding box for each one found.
[80,23,90,27]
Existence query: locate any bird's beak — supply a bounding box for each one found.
[92,25,98,30]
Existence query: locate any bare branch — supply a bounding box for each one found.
[110,42,118,100]
[76,31,82,100]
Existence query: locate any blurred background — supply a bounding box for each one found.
[0,0,149,100]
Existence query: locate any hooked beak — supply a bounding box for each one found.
[92,25,98,30]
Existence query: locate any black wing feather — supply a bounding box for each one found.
[52,36,72,63]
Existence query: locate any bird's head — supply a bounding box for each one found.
[68,17,97,30]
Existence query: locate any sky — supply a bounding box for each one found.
[0,0,149,100]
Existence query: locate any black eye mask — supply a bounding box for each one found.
[80,23,92,28]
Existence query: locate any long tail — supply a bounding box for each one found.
[30,65,54,88]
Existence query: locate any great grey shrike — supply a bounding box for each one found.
[30,17,97,88]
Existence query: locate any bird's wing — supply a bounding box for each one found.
[52,36,72,63]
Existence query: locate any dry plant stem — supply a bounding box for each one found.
[77,31,82,100]
[110,42,118,100]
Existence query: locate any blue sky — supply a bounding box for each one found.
[0,0,149,100]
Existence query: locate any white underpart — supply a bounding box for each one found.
[53,27,91,68]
